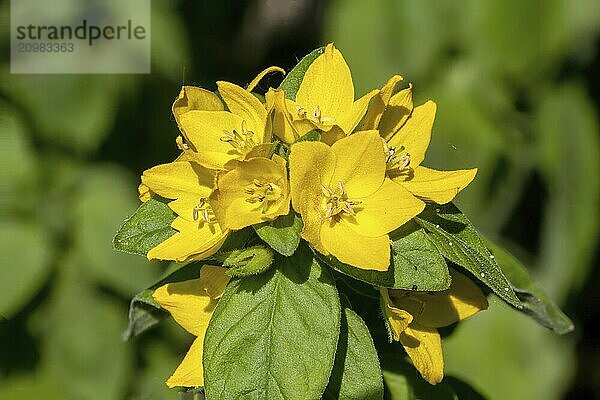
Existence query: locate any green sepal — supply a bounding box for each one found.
[253,210,303,256]
[322,295,384,400]
[113,197,176,256]
[319,221,451,291]
[485,239,574,334]
[279,47,324,100]
[203,243,340,399]
[415,203,522,308]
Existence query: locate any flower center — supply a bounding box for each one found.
[297,105,336,125]
[193,198,215,224]
[220,120,257,154]
[321,181,362,220]
[245,178,283,213]
[384,140,411,173]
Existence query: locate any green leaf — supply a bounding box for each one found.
[113,198,176,256]
[253,210,303,256]
[297,129,321,142]
[221,245,275,277]
[278,47,324,100]
[320,221,451,290]
[485,239,573,334]
[323,297,384,400]
[415,203,521,308]
[381,355,487,400]
[203,244,341,399]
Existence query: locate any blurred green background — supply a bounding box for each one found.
[1,1,599,399]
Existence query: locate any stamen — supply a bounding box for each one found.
[244,178,283,213]
[192,198,214,224]
[321,181,361,220]
[385,143,411,172]
[220,121,258,154]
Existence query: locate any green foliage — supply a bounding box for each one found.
[416,204,521,307]
[323,297,384,400]
[297,129,322,142]
[320,221,451,291]
[203,244,341,399]
[254,210,303,256]
[113,197,177,256]
[0,221,51,319]
[278,47,324,100]
[485,240,573,334]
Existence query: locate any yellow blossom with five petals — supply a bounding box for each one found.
[210,155,290,230]
[176,81,272,170]
[152,265,230,388]
[367,76,477,204]
[289,130,424,271]
[141,161,228,262]
[266,43,379,144]
[380,268,488,385]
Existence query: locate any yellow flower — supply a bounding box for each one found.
[174,81,272,170]
[141,161,228,262]
[380,269,488,385]
[152,265,230,388]
[266,43,379,143]
[289,130,424,271]
[366,76,477,204]
[209,155,290,230]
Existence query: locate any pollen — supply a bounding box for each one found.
[192,198,214,224]
[220,120,257,154]
[245,178,283,213]
[321,181,361,220]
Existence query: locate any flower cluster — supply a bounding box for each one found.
[140,43,483,388]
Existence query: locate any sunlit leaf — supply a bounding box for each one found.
[203,244,340,399]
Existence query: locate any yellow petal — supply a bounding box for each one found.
[296,43,354,125]
[380,85,414,140]
[198,265,230,299]
[289,141,336,252]
[147,217,227,262]
[320,217,391,271]
[138,182,152,202]
[397,166,477,204]
[167,196,203,222]
[363,75,403,130]
[391,269,488,328]
[400,323,444,385]
[330,130,386,198]
[172,86,224,125]
[166,337,205,388]
[247,66,286,92]
[349,178,425,237]
[380,288,414,341]
[265,88,301,144]
[217,81,267,139]
[338,89,380,134]
[387,101,436,168]
[152,277,217,336]
[210,156,290,230]
[141,161,214,200]
[178,110,246,170]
